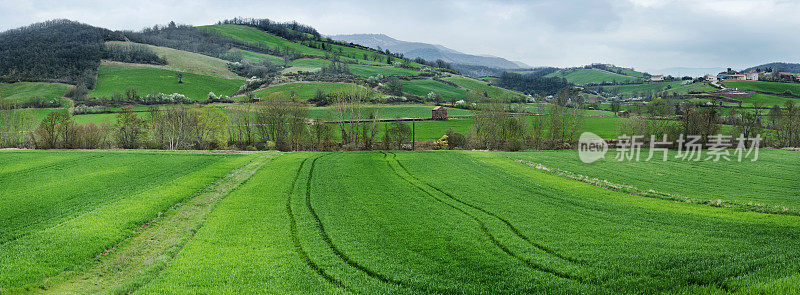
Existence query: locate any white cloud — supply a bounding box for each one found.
[0,0,797,71]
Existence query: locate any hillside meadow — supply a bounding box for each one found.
[90,65,243,101]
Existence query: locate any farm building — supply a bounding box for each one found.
[704,74,718,82]
[650,75,664,82]
[617,110,630,118]
[432,106,447,120]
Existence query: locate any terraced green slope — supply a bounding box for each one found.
[90,65,244,100]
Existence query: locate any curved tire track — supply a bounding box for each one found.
[381,152,591,285]
[302,154,454,294]
[286,156,353,292]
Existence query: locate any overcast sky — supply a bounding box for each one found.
[1,0,798,73]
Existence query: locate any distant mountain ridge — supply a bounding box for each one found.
[330,33,528,69]
[742,62,800,73]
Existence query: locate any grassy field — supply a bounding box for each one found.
[288,58,331,67]
[0,82,71,105]
[605,81,684,96]
[724,81,800,96]
[502,149,800,212]
[90,65,244,101]
[252,82,366,101]
[443,76,524,99]
[403,79,467,99]
[106,41,240,79]
[0,150,259,292]
[546,68,643,85]
[198,24,326,57]
[8,150,799,293]
[738,93,797,106]
[308,104,473,120]
[233,49,284,64]
[349,64,420,78]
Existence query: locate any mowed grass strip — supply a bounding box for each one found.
[137,153,347,294]
[90,64,244,101]
[38,153,278,294]
[0,150,256,291]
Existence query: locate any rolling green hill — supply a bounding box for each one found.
[90,64,243,100]
[403,79,467,99]
[105,41,240,79]
[443,76,524,99]
[546,68,643,85]
[0,82,71,105]
[198,24,326,57]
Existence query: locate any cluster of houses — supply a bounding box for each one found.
[705,67,799,82]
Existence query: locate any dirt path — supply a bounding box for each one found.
[31,154,278,294]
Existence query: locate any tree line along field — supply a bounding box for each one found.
[2,149,799,293]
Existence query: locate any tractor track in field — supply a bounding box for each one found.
[381,152,595,287]
[302,154,455,294]
[285,156,353,293]
[388,152,586,265]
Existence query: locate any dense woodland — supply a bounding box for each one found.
[0,19,124,88]
[496,72,571,95]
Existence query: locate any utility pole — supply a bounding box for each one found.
[412,119,416,151]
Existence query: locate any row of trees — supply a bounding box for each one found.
[103,42,167,65]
